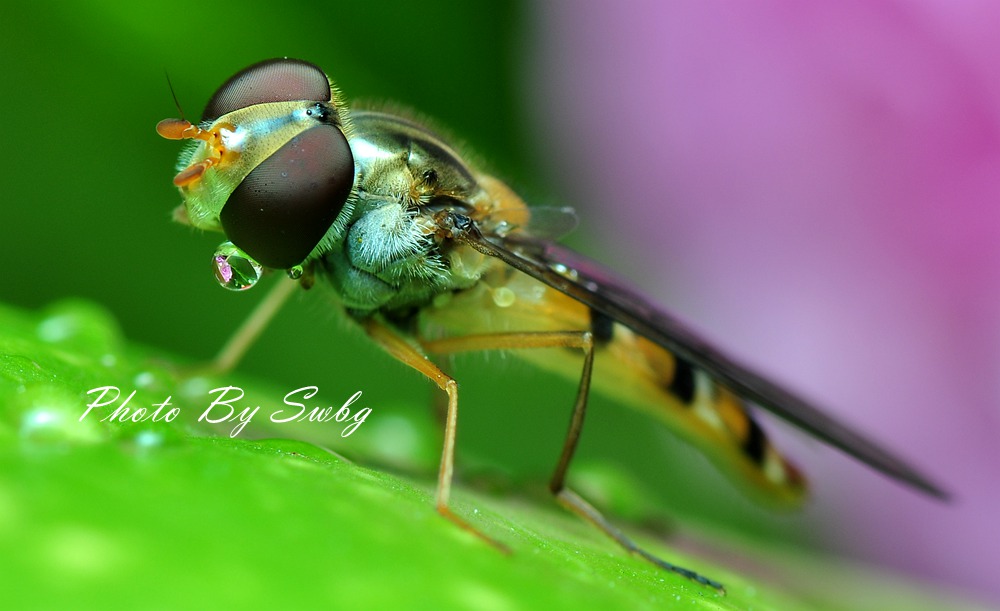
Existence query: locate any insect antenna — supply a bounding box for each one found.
[164,70,188,121]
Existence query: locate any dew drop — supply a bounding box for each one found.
[132,371,156,388]
[36,301,122,354]
[212,242,262,291]
[132,429,165,449]
[13,386,107,448]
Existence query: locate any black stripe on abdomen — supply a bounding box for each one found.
[588,307,615,344]
[666,357,696,404]
[743,416,766,465]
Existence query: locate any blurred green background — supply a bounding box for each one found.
[0,0,813,566]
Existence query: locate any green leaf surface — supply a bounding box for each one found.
[0,300,987,610]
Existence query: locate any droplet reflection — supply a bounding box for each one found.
[212,242,263,291]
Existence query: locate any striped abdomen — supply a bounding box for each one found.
[420,264,807,506]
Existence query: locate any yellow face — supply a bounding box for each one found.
[172,102,346,229]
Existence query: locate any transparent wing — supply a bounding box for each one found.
[522,205,579,240]
[446,212,948,500]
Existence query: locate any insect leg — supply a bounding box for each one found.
[362,318,510,553]
[423,329,725,593]
[203,276,300,374]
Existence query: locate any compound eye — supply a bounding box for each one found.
[219,123,354,269]
[203,58,331,121]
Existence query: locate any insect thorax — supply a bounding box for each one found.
[315,202,487,316]
[314,110,495,316]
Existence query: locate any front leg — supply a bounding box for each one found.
[361,317,509,553]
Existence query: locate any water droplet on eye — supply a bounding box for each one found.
[212,242,262,291]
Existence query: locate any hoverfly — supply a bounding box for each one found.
[157,58,947,592]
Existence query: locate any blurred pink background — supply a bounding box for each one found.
[529,0,1000,603]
